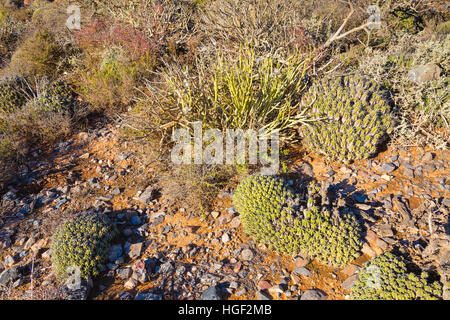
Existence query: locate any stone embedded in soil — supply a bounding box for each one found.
[132,269,147,284]
[299,162,314,176]
[127,242,143,259]
[211,211,220,219]
[117,267,132,280]
[124,278,137,290]
[200,286,223,300]
[300,289,328,300]
[361,242,377,258]
[240,249,254,261]
[269,284,285,295]
[422,152,434,162]
[221,233,230,243]
[375,238,389,251]
[137,186,155,205]
[230,216,241,228]
[292,267,312,277]
[380,163,397,173]
[403,168,415,179]
[294,255,311,267]
[342,274,359,290]
[108,244,123,262]
[0,267,20,285]
[256,290,272,300]
[135,292,163,300]
[374,224,394,238]
[258,280,272,290]
[3,255,15,267]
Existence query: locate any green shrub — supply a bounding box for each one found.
[0,75,30,114]
[357,33,449,148]
[136,47,310,145]
[299,75,395,163]
[233,175,362,267]
[0,5,25,66]
[51,213,118,279]
[350,252,442,300]
[9,30,64,78]
[34,80,77,114]
[389,9,424,34]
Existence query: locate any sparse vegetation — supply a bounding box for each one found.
[299,75,395,163]
[350,252,442,300]
[0,0,448,301]
[51,213,118,279]
[233,175,362,267]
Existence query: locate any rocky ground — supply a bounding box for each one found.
[0,121,448,300]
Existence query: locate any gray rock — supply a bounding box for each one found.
[292,267,312,277]
[300,289,328,300]
[380,163,396,173]
[158,261,174,274]
[137,186,155,205]
[117,267,132,280]
[130,216,141,226]
[0,267,20,285]
[256,290,272,300]
[300,162,313,176]
[342,274,359,290]
[3,255,15,267]
[403,168,414,179]
[422,152,434,162]
[135,292,163,300]
[408,64,441,83]
[127,242,144,259]
[108,244,123,262]
[111,188,122,196]
[200,286,223,300]
[61,279,91,300]
[240,249,254,261]
[118,291,134,300]
[221,233,230,243]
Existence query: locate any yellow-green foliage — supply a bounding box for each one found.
[34,80,76,114]
[390,9,424,34]
[0,76,29,114]
[300,75,395,163]
[9,30,63,78]
[51,213,118,279]
[350,252,442,300]
[138,47,310,142]
[233,175,362,267]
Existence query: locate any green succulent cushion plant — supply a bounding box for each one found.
[51,213,118,279]
[300,75,395,163]
[350,252,442,300]
[0,76,30,114]
[233,175,362,267]
[34,80,77,114]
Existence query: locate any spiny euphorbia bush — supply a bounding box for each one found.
[51,213,118,279]
[350,252,442,300]
[0,76,30,114]
[34,80,77,114]
[233,175,362,267]
[300,75,395,163]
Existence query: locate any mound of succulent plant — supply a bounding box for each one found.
[233,175,362,267]
[300,75,395,163]
[0,76,30,114]
[34,80,77,114]
[51,213,118,279]
[350,252,442,300]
